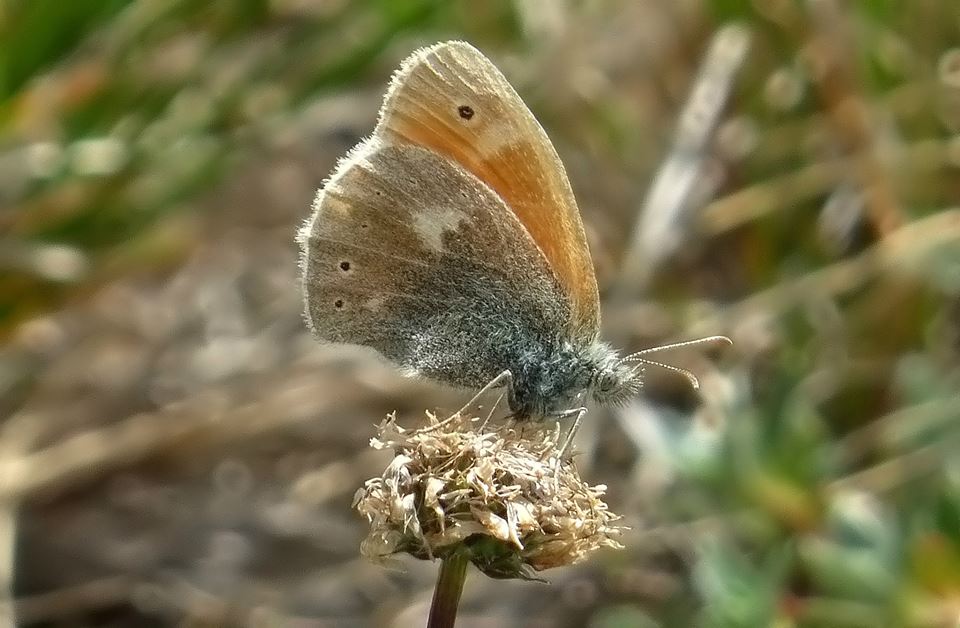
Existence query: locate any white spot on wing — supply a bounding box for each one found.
[365,295,386,312]
[412,207,468,252]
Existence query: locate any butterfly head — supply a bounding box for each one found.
[588,348,642,407]
[590,335,733,407]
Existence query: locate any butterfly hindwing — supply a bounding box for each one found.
[299,140,572,389]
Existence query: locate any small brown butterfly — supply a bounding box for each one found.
[298,41,727,419]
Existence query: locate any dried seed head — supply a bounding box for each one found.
[354,412,624,580]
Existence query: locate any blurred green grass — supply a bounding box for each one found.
[0,0,519,330]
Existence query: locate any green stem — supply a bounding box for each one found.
[427,551,469,628]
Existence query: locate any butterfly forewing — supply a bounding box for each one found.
[375,41,600,337]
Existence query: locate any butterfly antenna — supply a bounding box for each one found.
[627,357,702,390]
[621,335,732,361]
[620,335,731,391]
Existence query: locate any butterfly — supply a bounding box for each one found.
[298,40,726,419]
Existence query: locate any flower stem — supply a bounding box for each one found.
[427,551,469,628]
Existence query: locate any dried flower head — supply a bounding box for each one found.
[353,412,624,580]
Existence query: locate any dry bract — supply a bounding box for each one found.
[353,412,624,580]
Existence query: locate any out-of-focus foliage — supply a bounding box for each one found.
[1,1,959,627]
[0,0,498,329]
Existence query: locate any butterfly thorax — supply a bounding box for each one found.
[507,339,631,419]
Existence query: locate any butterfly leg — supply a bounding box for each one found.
[477,392,505,431]
[455,369,514,418]
[550,407,588,489]
[557,407,588,460]
[421,371,513,434]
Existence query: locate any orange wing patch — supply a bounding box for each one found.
[374,41,600,337]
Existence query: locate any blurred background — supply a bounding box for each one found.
[2,0,960,626]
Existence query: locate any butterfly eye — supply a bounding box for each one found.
[597,371,617,393]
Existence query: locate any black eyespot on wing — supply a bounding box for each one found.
[361,223,368,229]
[339,261,351,271]
[457,105,474,120]
[334,299,344,309]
